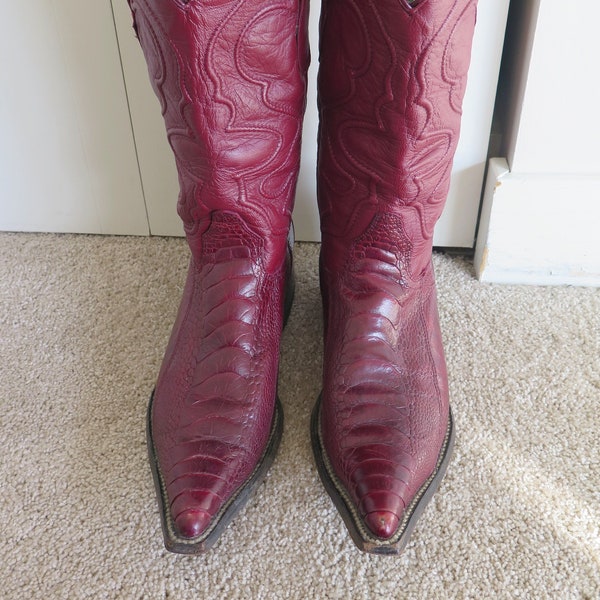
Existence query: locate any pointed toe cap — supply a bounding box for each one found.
[174,509,212,539]
[364,510,400,539]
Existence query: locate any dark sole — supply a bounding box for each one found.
[310,394,455,555]
[147,252,295,554]
[147,392,284,554]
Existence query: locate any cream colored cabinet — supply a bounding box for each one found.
[0,2,148,235]
[1,1,509,247]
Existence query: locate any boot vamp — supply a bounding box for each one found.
[151,217,285,538]
[321,256,449,536]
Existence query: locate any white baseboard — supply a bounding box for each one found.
[474,158,600,287]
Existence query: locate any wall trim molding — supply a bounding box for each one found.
[475,158,600,287]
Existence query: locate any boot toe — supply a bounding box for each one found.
[174,509,212,539]
[364,510,400,539]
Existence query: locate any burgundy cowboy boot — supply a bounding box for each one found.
[127,0,309,553]
[311,0,477,554]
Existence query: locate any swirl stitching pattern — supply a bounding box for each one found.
[318,0,477,243]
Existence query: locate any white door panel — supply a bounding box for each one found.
[0,2,148,235]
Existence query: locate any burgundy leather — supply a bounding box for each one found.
[316,0,477,541]
[128,0,308,543]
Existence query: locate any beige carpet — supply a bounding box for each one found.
[0,232,598,599]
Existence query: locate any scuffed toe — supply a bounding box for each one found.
[174,509,212,539]
[364,510,400,540]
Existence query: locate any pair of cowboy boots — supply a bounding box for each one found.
[127,0,477,554]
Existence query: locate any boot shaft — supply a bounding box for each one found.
[317,0,477,274]
[128,0,310,269]
[314,2,477,552]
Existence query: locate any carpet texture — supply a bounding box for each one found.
[0,233,598,599]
